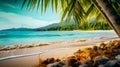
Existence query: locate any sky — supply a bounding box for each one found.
[0,0,61,30]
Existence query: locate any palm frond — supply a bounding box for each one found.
[21,0,119,29]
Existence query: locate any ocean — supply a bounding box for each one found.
[0,30,117,46]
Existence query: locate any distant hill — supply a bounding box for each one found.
[0,22,77,31]
[0,21,112,31]
[1,28,35,31]
[36,22,77,31]
[38,23,60,30]
[0,23,73,31]
[36,21,112,31]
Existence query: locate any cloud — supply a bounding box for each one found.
[4,3,17,9]
[0,11,59,29]
[0,2,17,9]
[0,22,23,30]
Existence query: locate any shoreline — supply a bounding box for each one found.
[0,30,117,51]
[0,36,120,67]
[0,30,117,46]
[0,36,117,51]
[0,36,119,57]
[35,30,115,32]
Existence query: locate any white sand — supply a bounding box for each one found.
[0,36,119,67]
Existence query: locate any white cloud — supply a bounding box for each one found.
[0,11,59,29]
[0,22,22,30]
[4,3,17,9]
[0,2,17,9]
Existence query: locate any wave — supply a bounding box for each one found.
[0,48,71,61]
[0,34,74,38]
[0,34,9,38]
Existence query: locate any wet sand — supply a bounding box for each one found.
[0,36,119,67]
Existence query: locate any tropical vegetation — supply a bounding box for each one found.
[36,22,112,31]
[21,0,120,37]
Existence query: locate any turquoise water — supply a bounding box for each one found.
[0,31,117,46]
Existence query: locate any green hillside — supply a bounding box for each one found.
[36,22,112,31]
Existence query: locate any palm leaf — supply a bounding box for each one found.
[21,0,118,30]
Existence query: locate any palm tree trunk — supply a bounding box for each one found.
[92,0,120,37]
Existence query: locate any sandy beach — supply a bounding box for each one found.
[0,35,119,67]
[0,0,120,66]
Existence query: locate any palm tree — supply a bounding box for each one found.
[92,0,120,37]
[21,0,120,37]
